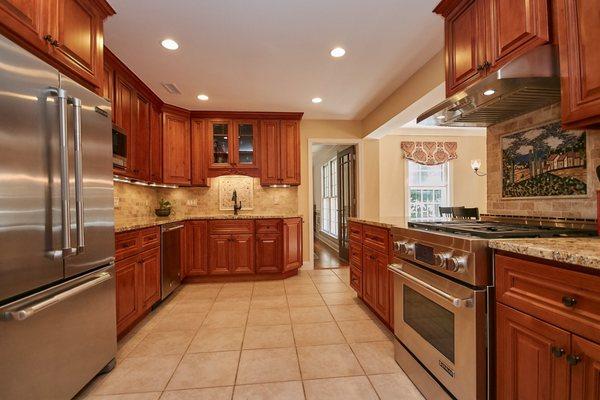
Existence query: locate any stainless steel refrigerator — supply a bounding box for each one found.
[0,33,116,399]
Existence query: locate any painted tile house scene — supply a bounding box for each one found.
[0,0,599,399]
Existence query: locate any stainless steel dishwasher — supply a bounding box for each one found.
[161,222,184,299]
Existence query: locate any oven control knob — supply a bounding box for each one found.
[394,241,414,255]
[434,253,449,268]
[446,256,467,273]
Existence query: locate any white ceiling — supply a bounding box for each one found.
[104,0,443,119]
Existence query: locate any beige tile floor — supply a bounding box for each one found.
[77,267,424,400]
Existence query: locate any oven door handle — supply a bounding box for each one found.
[389,264,473,308]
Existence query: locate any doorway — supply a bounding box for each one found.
[311,143,357,269]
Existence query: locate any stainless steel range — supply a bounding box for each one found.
[388,218,596,400]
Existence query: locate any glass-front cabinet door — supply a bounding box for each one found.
[233,120,257,168]
[209,120,232,168]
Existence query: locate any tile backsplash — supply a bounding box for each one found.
[487,104,599,219]
[114,176,298,224]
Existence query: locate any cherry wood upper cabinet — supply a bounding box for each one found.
[233,120,258,170]
[48,0,105,88]
[162,107,191,185]
[0,0,114,89]
[557,0,600,128]
[435,0,550,97]
[260,119,301,186]
[282,217,302,272]
[207,119,233,170]
[132,93,150,181]
[190,119,208,186]
[0,0,49,52]
[203,118,259,177]
[496,304,570,400]
[101,61,114,121]
[279,120,301,185]
[149,104,162,183]
[441,0,487,96]
[114,74,134,176]
[260,120,281,185]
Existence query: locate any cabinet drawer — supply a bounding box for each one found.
[139,227,160,251]
[255,219,281,234]
[363,225,389,253]
[350,266,363,296]
[115,231,140,261]
[350,243,362,270]
[209,220,255,234]
[496,254,600,342]
[349,222,363,242]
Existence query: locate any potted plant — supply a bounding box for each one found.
[155,198,172,217]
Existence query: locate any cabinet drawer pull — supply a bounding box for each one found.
[551,347,565,358]
[561,296,577,307]
[566,354,581,366]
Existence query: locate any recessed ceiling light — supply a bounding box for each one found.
[197,94,209,101]
[483,89,496,96]
[330,47,346,58]
[312,97,322,104]
[161,39,179,50]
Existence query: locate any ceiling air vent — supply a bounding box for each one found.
[161,82,181,95]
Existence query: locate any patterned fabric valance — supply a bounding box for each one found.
[400,141,458,165]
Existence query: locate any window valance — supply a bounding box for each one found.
[400,141,458,165]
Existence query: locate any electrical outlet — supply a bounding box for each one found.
[186,199,198,206]
[113,197,120,208]
[273,196,280,205]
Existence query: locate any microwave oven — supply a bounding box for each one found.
[112,124,127,169]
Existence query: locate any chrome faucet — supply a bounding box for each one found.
[231,190,242,216]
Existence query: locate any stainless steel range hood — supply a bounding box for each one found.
[417,45,561,127]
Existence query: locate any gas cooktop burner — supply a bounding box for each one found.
[408,220,596,239]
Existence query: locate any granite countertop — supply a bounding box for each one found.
[348,216,409,229]
[115,214,302,233]
[489,237,600,271]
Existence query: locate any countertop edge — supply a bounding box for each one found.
[489,238,600,271]
[115,215,303,233]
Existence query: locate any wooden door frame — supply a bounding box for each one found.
[307,138,364,268]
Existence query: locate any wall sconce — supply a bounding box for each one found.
[470,159,487,176]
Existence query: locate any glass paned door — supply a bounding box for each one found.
[337,146,356,261]
[211,121,231,166]
[234,121,256,167]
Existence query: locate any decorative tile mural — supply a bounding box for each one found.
[219,176,254,210]
[501,121,587,198]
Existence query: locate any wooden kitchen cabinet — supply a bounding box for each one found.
[139,247,161,310]
[114,227,161,337]
[282,217,302,272]
[191,119,208,186]
[439,0,487,95]
[149,104,163,183]
[204,118,259,177]
[255,233,281,273]
[101,61,114,114]
[570,335,600,400]
[362,247,390,321]
[435,0,550,97]
[496,303,570,400]
[260,119,301,186]
[208,235,231,275]
[230,234,254,274]
[0,0,114,89]
[362,247,378,307]
[162,107,191,185]
[487,0,549,72]
[131,93,150,180]
[113,73,134,176]
[557,0,600,128]
[185,220,208,277]
[495,251,600,400]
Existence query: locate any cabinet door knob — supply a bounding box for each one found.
[561,296,577,307]
[551,347,565,358]
[566,354,581,366]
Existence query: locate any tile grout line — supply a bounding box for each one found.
[284,278,308,400]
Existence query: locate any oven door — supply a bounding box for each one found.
[389,261,487,400]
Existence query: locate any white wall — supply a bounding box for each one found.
[378,133,487,217]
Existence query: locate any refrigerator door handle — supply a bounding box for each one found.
[0,271,112,321]
[69,96,85,253]
[49,87,75,258]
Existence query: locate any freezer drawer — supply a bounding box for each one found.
[0,264,117,400]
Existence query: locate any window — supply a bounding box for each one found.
[321,157,338,237]
[407,161,450,219]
